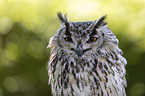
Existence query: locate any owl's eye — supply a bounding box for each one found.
[87,37,98,43]
[64,37,73,42]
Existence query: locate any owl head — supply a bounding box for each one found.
[48,12,119,62]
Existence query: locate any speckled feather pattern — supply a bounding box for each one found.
[48,12,127,96]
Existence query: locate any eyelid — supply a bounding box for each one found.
[63,35,70,38]
[90,35,99,38]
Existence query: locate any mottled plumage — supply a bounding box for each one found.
[48,12,127,96]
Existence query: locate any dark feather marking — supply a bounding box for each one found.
[61,59,65,66]
[50,48,56,55]
[65,22,71,36]
[66,76,69,84]
[99,62,103,69]
[70,84,74,96]
[70,61,74,67]
[98,92,100,96]
[88,76,91,82]
[101,88,104,96]
[106,53,110,58]
[52,57,58,74]
[84,48,91,53]
[90,28,97,36]
[89,71,93,75]
[97,85,99,89]
[110,68,115,76]
[86,62,90,67]
[108,70,111,74]
[76,78,80,90]
[92,68,102,81]
[93,63,97,69]
[110,53,115,60]
[100,68,108,82]
[102,32,105,37]
[72,68,76,80]
[55,86,58,96]
[94,59,98,64]
[75,66,80,73]
[58,74,61,88]
[106,58,115,67]
[93,76,99,85]
[64,81,67,89]
[61,87,63,95]
[101,69,107,76]
[81,64,84,71]
[104,82,107,89]
[105,75,108,82]
[94,59,98,68]
[61,69,66,77]
[112,51,119,60]
[64,63,69,72]
[104,64,108,71]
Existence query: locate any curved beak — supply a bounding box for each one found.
[76,42,84,58]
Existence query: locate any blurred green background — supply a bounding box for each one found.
[0,0,145,96]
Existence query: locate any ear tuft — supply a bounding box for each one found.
[87,15,107,30]
[94,15,107,28]
[57,12,69,24]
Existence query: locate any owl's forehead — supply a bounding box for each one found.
[69,21,93,37]
[69,21,92,29]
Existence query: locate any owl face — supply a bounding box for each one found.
[51,12,107,60]
[57,21,105,60]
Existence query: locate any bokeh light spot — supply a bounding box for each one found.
[29,39,44,53]
[4,76,19,93]
[4,43,19,61]
[28,38,45,59]
[0,17,12,34]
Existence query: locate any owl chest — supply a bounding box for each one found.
[54,64,125,96]
[60,69,95,96]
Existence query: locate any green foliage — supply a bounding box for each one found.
[0,0,145,96]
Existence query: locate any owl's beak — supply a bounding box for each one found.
[77,42,84,58]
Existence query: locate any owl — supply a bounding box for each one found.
[47,12,127,96]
